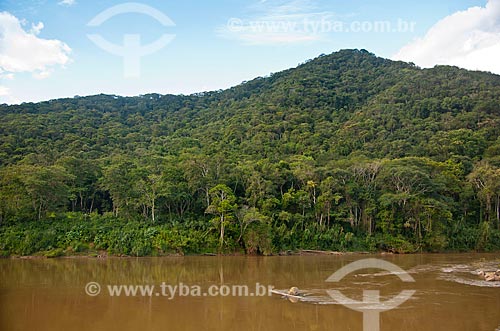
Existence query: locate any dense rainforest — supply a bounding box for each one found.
[1,49,500,256]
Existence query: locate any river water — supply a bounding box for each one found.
[1,253,499,331]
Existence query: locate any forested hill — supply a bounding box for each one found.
[2,49,499,162]
[1,49,500,256]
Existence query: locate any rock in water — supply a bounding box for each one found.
[478,270,500,282]
[288,287,300,296]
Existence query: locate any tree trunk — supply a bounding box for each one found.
[220,213,225,250]
[152,197,156,223]
[486,194,492,223]
[497,195,500,230]
[38,197,43,221]
[79,192,84,211]
[205,188,210,208]
[327,204,331,227]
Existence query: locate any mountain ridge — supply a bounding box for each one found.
[4,49,498,109]
[1,48,499,162]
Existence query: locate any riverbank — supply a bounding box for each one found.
[6,248,499,260]
[4,249,354,259]
[2,213,500,258]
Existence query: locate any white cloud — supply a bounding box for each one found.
[30,21,44,35]
[0,12,71,78]
[0,89,20,104]
[393,0,500,74]
[0,72,15,80]
[251,0,317,16]
[0,85,10,97]
[58,0,76,6]
[217,0,338,45]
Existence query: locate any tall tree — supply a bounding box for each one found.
[206,184,237,250]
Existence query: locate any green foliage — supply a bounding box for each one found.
[374,234,418,254]
[243,222,273,255]
[1,50,500,255]
[0,213,223,256]
[44,248,65,258]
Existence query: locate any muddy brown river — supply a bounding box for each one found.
[1,254,499,330]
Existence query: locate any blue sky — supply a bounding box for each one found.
[0,0,498,104]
